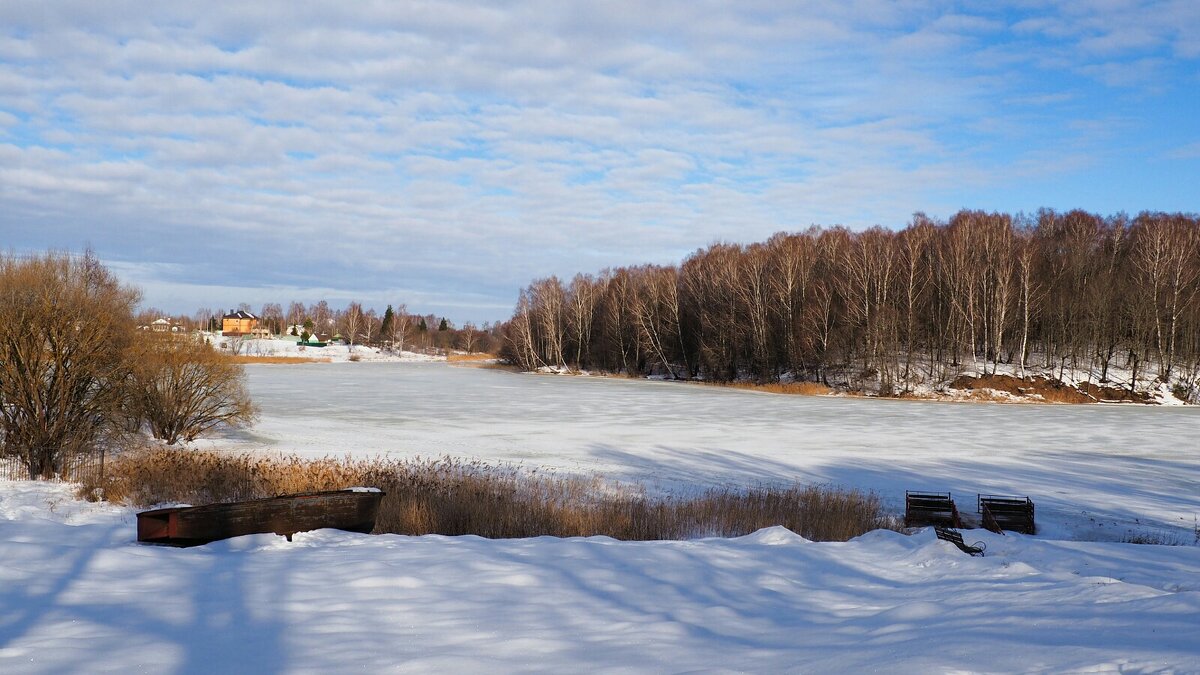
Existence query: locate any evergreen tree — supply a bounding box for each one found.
[418,318,428,332]
[381,305,394,339]
[438,317,449,331]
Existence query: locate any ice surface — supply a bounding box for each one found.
[198,362,1200,539]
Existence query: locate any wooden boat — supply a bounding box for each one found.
[137,488,384,547]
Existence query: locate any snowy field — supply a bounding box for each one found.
[207,334,443,363]
[203,362,1200,541]
[2,481,1199,673]
[3,362,1199,673]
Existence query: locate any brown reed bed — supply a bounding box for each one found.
[446,352,500,363]
[79,447,895,541]
[229,355,332,364]
[720,381,834,396]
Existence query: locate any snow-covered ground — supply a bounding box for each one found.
[199,362,1200,542]
[3,362,1199,672]
[2,481,1198,673]
[205,333,444,363]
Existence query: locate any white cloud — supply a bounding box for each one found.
[0,1,1196,321]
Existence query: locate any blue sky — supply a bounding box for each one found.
[1,1,1197,322]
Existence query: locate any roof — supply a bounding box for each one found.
[222,310,258,320]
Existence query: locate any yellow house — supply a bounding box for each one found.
[222,310,259,336]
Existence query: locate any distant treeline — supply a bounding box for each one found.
[144,302,503,354]
[502,210,1200,394]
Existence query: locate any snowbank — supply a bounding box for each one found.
[1,481,1197,673]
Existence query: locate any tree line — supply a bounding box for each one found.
[502,210,1200,398]
[0,252,256,479]
[163,302,503,354]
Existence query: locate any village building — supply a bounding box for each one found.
[139,318,182,333]
[221,310,260,336]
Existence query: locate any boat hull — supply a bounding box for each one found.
[137,489,384,547]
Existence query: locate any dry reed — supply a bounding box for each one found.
[722,381,834,396]
[80,448,895,542]
[446,352,499,363]
[229,356,332,364]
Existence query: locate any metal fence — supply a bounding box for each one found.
[0,451,108,484]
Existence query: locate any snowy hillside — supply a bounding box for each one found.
[204,333,444,363]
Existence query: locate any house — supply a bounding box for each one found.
[141,318,182,333]
[222,310,259,336]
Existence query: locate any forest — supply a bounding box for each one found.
[502,209,1200,399]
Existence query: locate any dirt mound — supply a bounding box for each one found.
[1078,381,1151,403]
[948,374,1093,403]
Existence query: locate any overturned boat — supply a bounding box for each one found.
[136,488,384,547]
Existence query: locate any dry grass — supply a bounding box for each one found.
[722,381,834,396]
[229,355,332,364]
[447,352,499,363]
[79,448,895,541]
[1122,531,1191,546]
[455,361,524,372]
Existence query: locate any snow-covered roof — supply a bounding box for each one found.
[223,310,258,320]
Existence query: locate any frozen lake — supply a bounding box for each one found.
[209,362,1200,539]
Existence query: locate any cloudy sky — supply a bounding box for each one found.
[2,1,1197,322]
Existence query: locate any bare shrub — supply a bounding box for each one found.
[129,334,258,445]
[0,251,139,478]
[80,449,895,541]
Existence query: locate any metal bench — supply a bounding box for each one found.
[905,490,963,528]
[978,494,1035,534]
[935,526,985,556]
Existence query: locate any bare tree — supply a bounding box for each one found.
[130,334,258,445]
[529,277,568,369]
[630,265,685,379]
[0,251,140,478]
[286,301,306,334]
[1132,213,1200,380]
[565,273,599,368]
[459,322,480,353]
[976,213,1015,375]
[767,229,818,377]
[194,307,216,333]
[391,303,411,352]
[505,288,544,370]
[896,217,934,386]
[1014,225,1040,377]
[737,245,774,379]
[260,303,284,336]
[309,301,332,339]
[342,301,364,349]
[844,227,898,387]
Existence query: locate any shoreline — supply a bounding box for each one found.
[510,366,1184,407]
